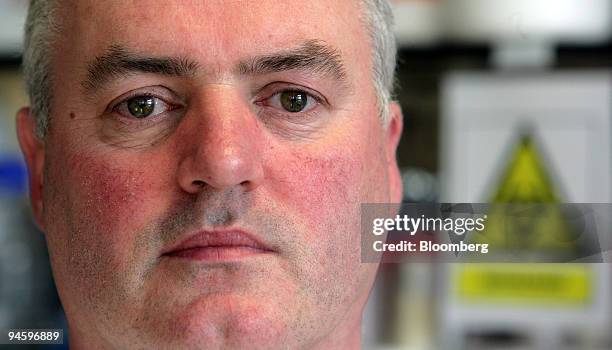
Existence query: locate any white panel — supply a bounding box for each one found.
[392,1,443,46]
[440,71,612,203]
[0,0,27,54]
[444,0,612,43]
[439,71,612,348]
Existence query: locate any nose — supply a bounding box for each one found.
[177,87,264,194]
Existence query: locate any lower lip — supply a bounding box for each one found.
[164,246,270,262]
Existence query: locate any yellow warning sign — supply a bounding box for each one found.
[491,136,559,202]
[457,134,592,307]
[455,264,592,306]
[471,135,578,252]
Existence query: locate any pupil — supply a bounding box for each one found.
[127,96,155,118]
[280,91,307,113]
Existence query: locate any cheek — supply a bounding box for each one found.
[266,136,389,229]
[265,149,382,308]
[45,149,176,306]
[48,149,172,270]
[272,153,360,229]
[67,155,148,234]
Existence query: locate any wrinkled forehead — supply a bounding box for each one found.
[53,0,371,77]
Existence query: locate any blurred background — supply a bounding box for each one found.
[0,0,611,349]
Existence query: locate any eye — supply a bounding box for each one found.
[115,95,172,119]
[280,91,308,113]
[269,90,318,113]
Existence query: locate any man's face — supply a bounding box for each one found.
[18,0,402,349]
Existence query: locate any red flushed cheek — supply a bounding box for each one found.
[268,151,363,232]
[65,153,156,237]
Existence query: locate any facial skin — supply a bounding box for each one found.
[17,1,403,349]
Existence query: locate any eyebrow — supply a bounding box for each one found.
[82,40,348,95]
[237,40,348,83]
[82,44,200,95]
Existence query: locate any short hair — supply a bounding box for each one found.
[360,0,397,124]
[23,0,397,138]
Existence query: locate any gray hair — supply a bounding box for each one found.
[23,0,397,138]
[23,0,60,138]
[360,0,397,124]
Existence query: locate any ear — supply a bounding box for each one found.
[16,107,46,230]
[385,102,403,203]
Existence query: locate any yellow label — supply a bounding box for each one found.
[455,264,592,306]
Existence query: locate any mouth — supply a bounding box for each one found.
[161,230,275,262]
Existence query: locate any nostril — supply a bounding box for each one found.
[192,180,205,187]
[240,179,261,191]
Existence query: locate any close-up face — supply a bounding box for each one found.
[18,0,403,349]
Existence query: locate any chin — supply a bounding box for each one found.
[145,294,294,350]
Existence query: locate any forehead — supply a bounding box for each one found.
[57,0,370,73]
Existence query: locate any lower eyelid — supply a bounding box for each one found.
[109,109,185,134]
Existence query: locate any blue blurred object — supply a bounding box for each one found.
[0,154,27,196]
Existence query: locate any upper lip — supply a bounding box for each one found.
[161,229,274,256]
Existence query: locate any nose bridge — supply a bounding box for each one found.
[199,88,251,152]
[177,85,264,192]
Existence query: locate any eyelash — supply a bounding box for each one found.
[256,85,326,114]
[108,84,326,123]
[111,93,177,119]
